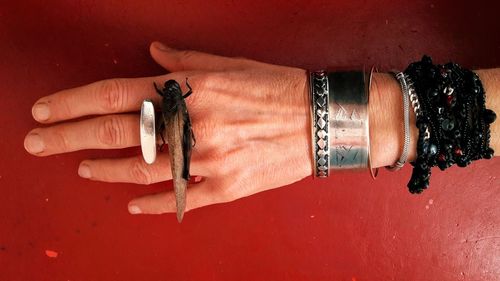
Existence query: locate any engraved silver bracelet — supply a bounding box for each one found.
[310,70,330,178]
[328,71,370,171]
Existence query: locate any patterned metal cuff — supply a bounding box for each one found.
[310,70,330,178]
[328,71,370,170]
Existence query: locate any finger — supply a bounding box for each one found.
[24,114,140,156]
[150,41,263,72]
[31,71,201,124]
[78,154,207,185]
[127,178,219,215]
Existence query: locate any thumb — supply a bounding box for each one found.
[149,41,258,72]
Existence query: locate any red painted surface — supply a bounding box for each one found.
[1,1,499,280]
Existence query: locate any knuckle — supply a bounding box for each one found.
[174,50,198,70]
[129,159,153,185]
[56,128,72,152]
[54,95,75,120]
[96,116,125,147]
[191,73,210,95]
[179,49,197,60]
[195,72,224,91]
[218,182,240,203]
[201,151,234,176]
[97,79,128,112]
[192,117,215,141]
[184,73,224,107]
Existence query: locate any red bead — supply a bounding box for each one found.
[454,147,463,156]
[446,95,453,106]
[438,154,446,162]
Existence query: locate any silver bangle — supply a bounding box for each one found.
[387,72,411,171]
[310,70,330,178]
[328,71,370,170]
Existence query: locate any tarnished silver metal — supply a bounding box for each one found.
[367,66,379,179]
[387,72,411,171]
[140,99,157,164]
[309,70,330,177]
[406,75,430,140]
[328,71,369,170]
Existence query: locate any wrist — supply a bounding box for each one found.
[475,69,500,155]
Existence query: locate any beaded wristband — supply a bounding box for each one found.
[404,56,496,193]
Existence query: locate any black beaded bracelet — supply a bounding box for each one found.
[403,56,496,193]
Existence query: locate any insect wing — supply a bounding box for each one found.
[182,108,194,180]
[165,104,187,222]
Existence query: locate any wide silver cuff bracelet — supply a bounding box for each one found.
[328,71,370,170]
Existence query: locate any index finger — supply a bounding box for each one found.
[31,71,200,123]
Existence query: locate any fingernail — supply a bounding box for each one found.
[24,133,45,154]
[153,41,172,51]
[128,205,142,214]
[32,103,50,121]
[78,164,91,179]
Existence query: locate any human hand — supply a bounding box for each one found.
[24,42,312,215]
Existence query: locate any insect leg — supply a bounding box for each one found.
[157,117,167,152]
[182,106,196,147]
[182,77,193,98]
[159,131,166,152]
[190,127,196,147]
[153,82,164,97]
[181,120,193,180]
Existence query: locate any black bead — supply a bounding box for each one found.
[422,142,429,155]
[484,148,494,159]
[429,144,438,156]
[484,109,497,124]
[456,159,467,167]
[419,162,429,170]
[437,162,447,171]
[431,68,438,78]
[460,108,467,118]
[445,143,453,152]
[441,118,455,131]
[422,55,433,65]
[428,88,439,98]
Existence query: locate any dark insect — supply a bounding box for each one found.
[154,78,196,222]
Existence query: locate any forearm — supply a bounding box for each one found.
[369,69,499,168]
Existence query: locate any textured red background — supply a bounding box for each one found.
[1,1,500,280]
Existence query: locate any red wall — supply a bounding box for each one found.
[1,1,499,280]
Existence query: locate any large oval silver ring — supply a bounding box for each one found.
[140,99,157,164]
